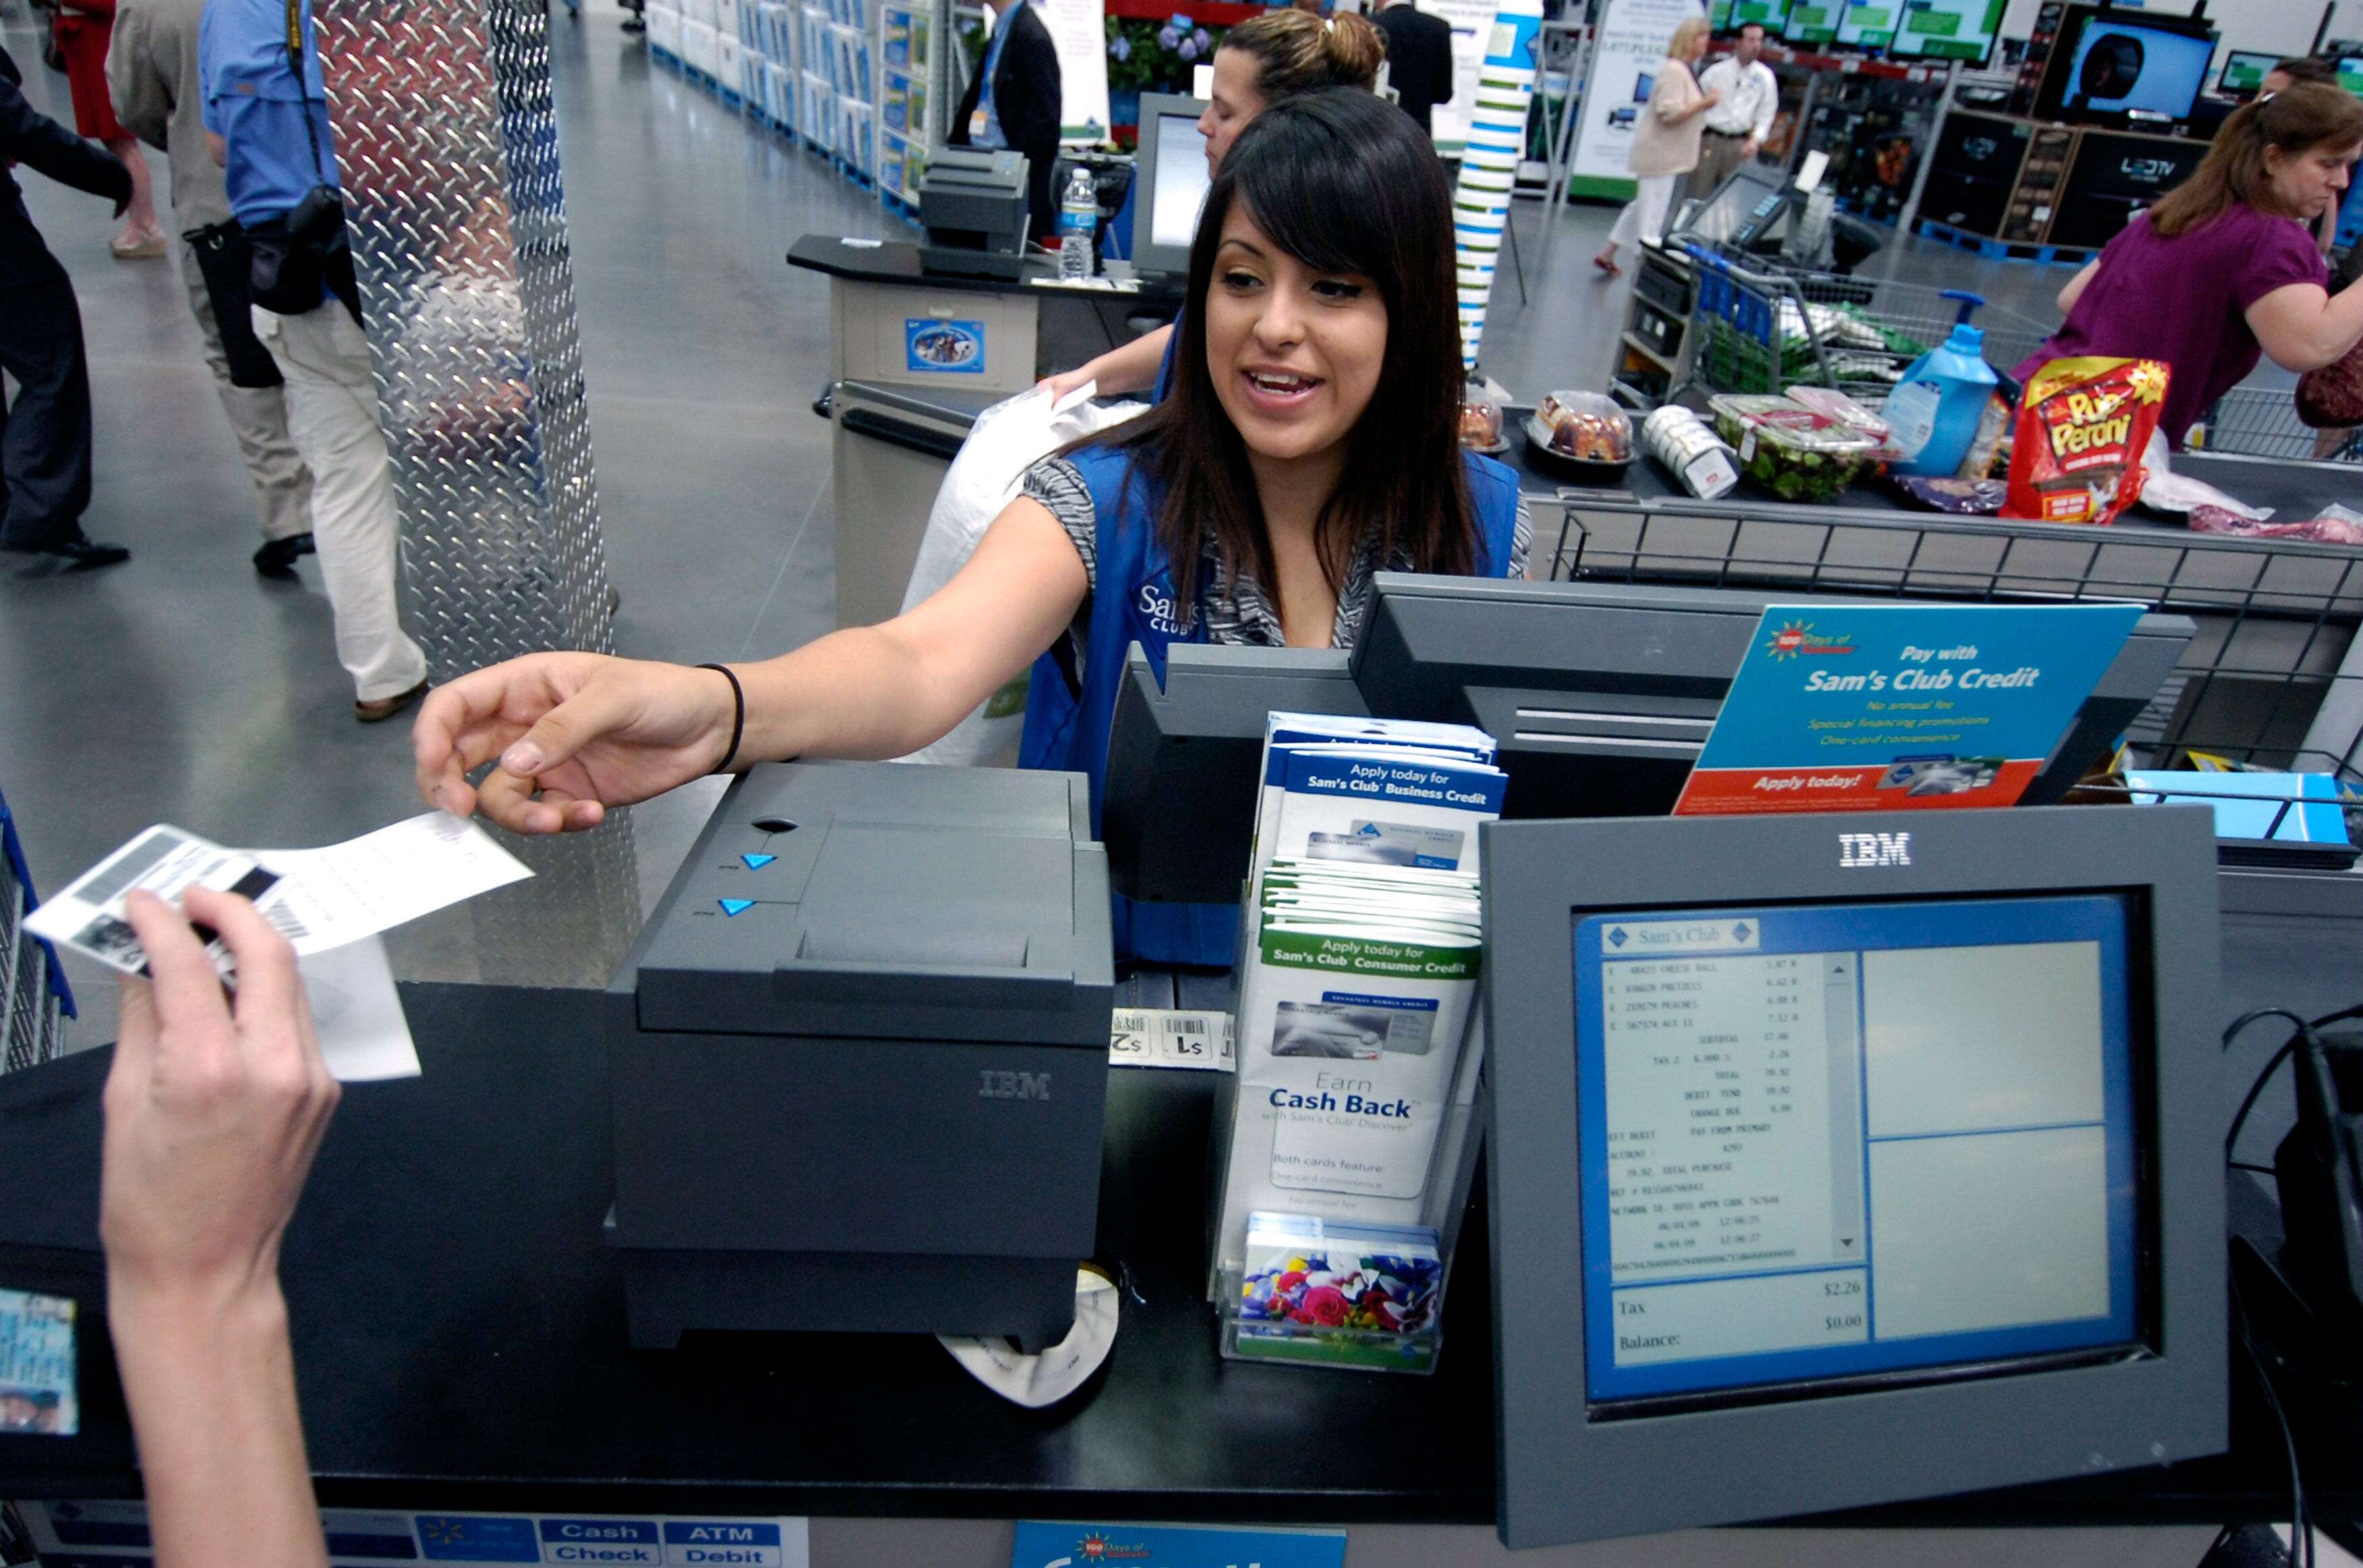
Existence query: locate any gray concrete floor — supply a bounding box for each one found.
[0,6,2073,1047]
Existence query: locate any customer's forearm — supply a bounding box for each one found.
[109,1279,328,1568]
[1080,327,1170,397]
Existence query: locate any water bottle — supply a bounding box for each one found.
[1057,165,1097,283]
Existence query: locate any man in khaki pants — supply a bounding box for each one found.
[108,0,318,578]
[200,0,428,722]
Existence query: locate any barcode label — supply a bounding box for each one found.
[77,830,189,906]
[1109,1008,1235,1072]
[261,900,311,941]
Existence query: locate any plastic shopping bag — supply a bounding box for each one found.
[898,382,1148,766]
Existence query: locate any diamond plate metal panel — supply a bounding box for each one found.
[318,0,640,982]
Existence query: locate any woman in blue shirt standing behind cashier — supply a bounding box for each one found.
[411,91,1527,960]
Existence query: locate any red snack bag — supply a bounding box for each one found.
[2002,357,2170,525]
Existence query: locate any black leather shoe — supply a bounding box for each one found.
[254,531,316,577]
[2,535,131,571]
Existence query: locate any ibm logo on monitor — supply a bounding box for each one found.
[980,1070,1051,1101]
[1839,831,1912,869]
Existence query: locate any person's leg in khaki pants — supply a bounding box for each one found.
[181,245,314,563]
[252,303,430,716]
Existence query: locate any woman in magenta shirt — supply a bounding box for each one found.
[2016,83,2363,448]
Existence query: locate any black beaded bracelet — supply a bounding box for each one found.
[695,662,746,774]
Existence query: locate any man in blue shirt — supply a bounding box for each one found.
[202,0,428,722]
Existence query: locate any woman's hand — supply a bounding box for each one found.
[1035,367,1097,400]
[101,889,338,1314]
[412,652,739,834]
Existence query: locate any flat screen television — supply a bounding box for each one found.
[1783,0,1844,47]
[1832,0,1900,50]
[2036,7,2219,125]
[1887,0,2010,65]
[2216,49,2280,97]
[1712,0,1795,30]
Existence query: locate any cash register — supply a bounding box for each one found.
[604,761,1114,1352]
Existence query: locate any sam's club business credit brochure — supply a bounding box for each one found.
[1674,602,2144,815]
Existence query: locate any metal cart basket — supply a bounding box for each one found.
[1680,245,2054,406]
[2192,386,2363,465]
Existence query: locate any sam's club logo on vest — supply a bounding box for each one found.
[1135,574,1190,639]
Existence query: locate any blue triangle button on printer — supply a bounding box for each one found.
[718,898,756,917]
[741,852,776,869]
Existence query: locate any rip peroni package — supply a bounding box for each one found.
[2002,357,2169,526]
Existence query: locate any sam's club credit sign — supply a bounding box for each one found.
[1012,1522,1346,1568]
[1674,602,2144,816]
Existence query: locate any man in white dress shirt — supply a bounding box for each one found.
[1684,22,1779,206]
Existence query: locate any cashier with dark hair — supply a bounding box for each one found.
[415,90,1527,963]
[949,0,1063,241]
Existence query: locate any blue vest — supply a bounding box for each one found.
[1018,442,1525,966]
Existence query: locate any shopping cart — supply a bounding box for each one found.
[2191,385,2363,465]
[1679,246,2054,405]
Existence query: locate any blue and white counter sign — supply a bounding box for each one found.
[905,317,986,374]
[9,1503,807,1567]
[1674,602,2143,816]
[1012,1521,1345,1568]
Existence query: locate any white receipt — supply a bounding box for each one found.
[297,935,421,1082]
[252,812,532,953]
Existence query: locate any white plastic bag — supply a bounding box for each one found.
[898,382,1148,765]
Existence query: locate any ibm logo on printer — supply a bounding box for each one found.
[979,1070,1051,1101]
[1839,831,1912,869]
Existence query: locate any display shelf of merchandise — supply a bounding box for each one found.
[637,0,937,207]
[0,791,75,1076]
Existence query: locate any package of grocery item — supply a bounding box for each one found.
[2001,357,2169,525]
[1708,393,1881,502]
[1784,384,1895,455]
[1641,406,1739,500]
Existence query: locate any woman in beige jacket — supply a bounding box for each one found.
[1594,16,1720,277]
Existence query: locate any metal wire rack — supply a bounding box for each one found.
[2191,386,2363,465]
[0,793,76,1075]
[1679,245,2055,405]
[1544,501,2363,798]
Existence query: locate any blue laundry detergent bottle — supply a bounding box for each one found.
[1886,291,2001,479]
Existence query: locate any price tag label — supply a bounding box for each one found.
[1109,1009,1237,1072]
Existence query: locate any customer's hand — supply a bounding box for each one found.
[413,652,740,834]
[101,889,339,1312]
[1034,368,1096,401]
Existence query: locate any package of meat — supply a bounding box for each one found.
[2001,357,2169,525]
[2188,504,2363,545]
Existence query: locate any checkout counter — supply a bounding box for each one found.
[787,235,1182,628]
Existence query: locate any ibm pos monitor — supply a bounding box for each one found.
[1129,93,1212,277]
[1482,805,2227,1545]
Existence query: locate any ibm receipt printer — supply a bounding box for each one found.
[605,762,1115,1352]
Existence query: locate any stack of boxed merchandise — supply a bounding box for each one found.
[755,1,795,130]
[1210,713,1505,1370]
[877,1,929,205]
[680,0,718,80]
[647,1,681,59]
[800,5,836,154]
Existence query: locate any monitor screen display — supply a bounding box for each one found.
[1147,109,1212,254]
[1834,0,1898,50]
[1890,0,2008,64]
[2341,56,2363,95]
[2217,50,2279,94]
[1712,0,1793,28]
[1574,892,2140,1407]
[2057,18,2216,118]
[1784,0,1843,45]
